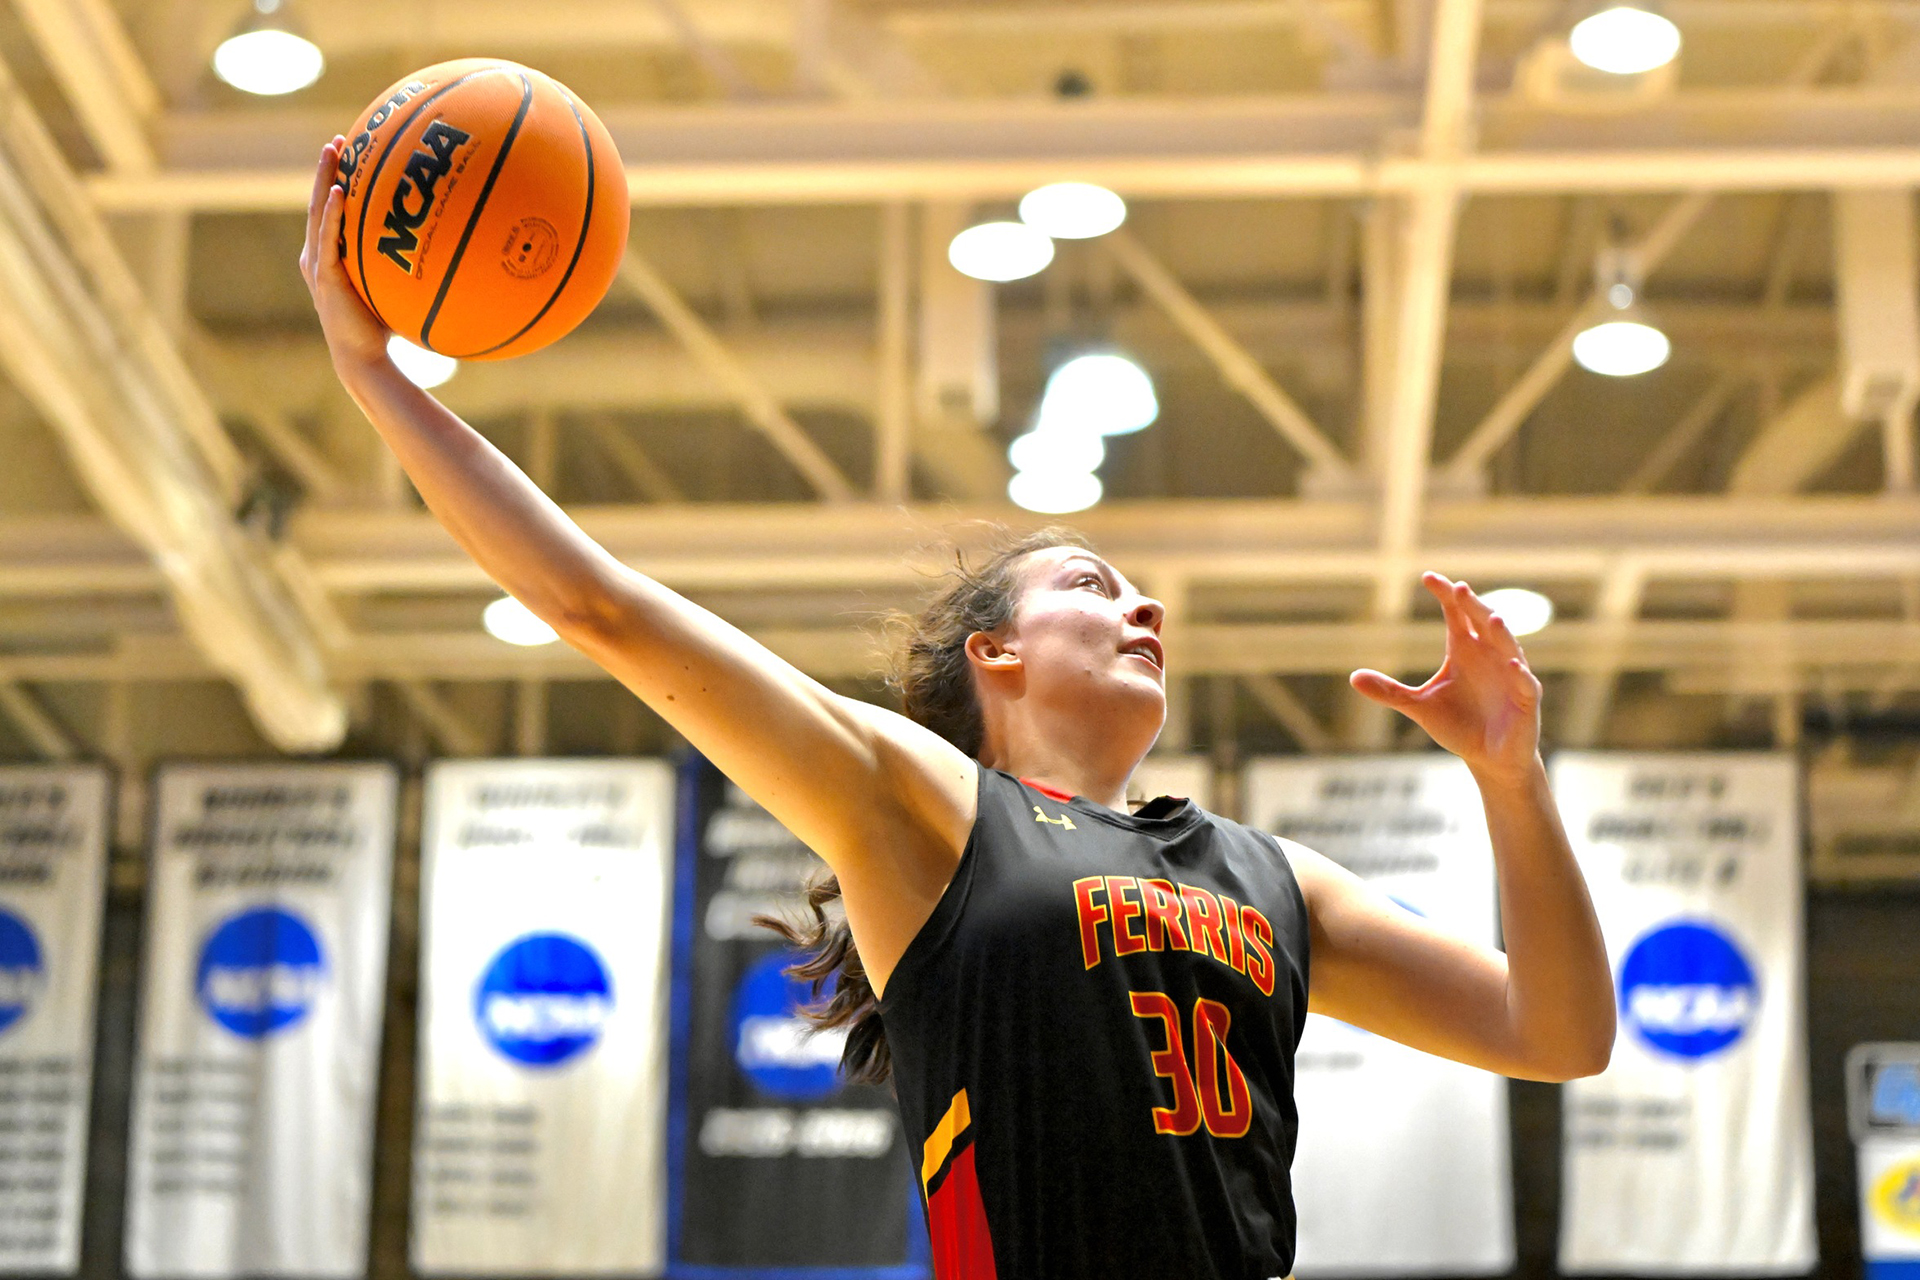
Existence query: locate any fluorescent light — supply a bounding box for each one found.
[1569,6,1681,75]
[387,335,458,389]
[213,28,324,96]
[1579,247,1670,376]
[483,596,558,646]
[1478,588,1555,637]
[1018,183,1127,240]
[947,221,1055,282]
[1008,469,1102,515]
[1572,319,1670,377]
[1008,429,1105,474]
[1039,353,1158,435]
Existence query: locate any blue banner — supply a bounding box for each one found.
[667,755,927,1277]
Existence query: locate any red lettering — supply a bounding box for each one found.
[1138,879,1190,952]
[1106,876,1147,956]
[1180,885,1231,964]
[1072,877,1108,969]
[1128,991,1200,1135]
[1194,998,1252,1138]
[1240,904,1275,996]
[1217,892,1247,974]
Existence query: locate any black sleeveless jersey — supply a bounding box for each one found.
[877,767,1312,1280]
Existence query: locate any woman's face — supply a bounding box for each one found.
[993,546,1168,726]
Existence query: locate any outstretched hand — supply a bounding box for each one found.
[1350,573,1544,783]
[297,137,391,373]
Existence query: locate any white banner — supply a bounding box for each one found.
[1553,752,1816,1274]
[411,759,674,1276]
[0,765,110,1273]
[1244,755,1514,1276]
[125,762,398,1280]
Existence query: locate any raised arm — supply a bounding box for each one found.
[299,139,975,979]
[1289,573,1615,1082]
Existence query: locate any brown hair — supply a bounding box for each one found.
[756,526,1089,1085]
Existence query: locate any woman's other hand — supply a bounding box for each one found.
[1349,572,1544,785]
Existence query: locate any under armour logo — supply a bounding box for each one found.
[1033,805,1076,831]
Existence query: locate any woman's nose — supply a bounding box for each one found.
[1128,597,1165,632]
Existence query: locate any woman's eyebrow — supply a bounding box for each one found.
[1080,558,1142,600]
[1058,553,1116,583]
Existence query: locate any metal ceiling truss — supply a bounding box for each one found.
[3,0,1920,765]
[79,90,1920,211]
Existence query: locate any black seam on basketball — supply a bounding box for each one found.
[352,67,499,335]
[419,72,535,353]
[461,90,599,359]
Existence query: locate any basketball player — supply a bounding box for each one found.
[300,140,1614,1280]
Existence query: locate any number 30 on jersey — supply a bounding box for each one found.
[1129,991,1251,1138]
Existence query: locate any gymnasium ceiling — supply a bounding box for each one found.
[1,0,1919,865]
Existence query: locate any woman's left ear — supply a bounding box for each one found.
[964,630,1021,673]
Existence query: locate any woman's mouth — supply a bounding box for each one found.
[1119,638,1164,672]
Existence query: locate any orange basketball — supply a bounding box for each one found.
[335,59,629,361]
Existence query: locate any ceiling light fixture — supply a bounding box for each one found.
[212,0,325,96]
[1569,5,1681,76]
[1573,281,1670,377]
[483,596,558,647]
[1018,183,1128,240]
[1478,588,1555,637]
[387,335,458,390]
[1038,352,1159,435]
[1008,428,1106,475]
[948,221,1055,282]
[1008,469,1103,515]
[1573,231,1671,378]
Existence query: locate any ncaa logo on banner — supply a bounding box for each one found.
[474,932,613,1067]
[0,907,44,1036]
[729,950,847,1101]
[196,906,328,1039]
[1618,919,1758,1060]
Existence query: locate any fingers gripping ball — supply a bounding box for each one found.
[335,59,629,361]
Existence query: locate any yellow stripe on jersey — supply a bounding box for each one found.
[920,1087,972,1193]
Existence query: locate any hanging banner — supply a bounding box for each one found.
[0,765,110,1274]
[411,759,675,1276]
[1243,755,1514,1276]
[1554,752,1816,1274]
[670,756,925,1276]
[125,762,397,1279]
